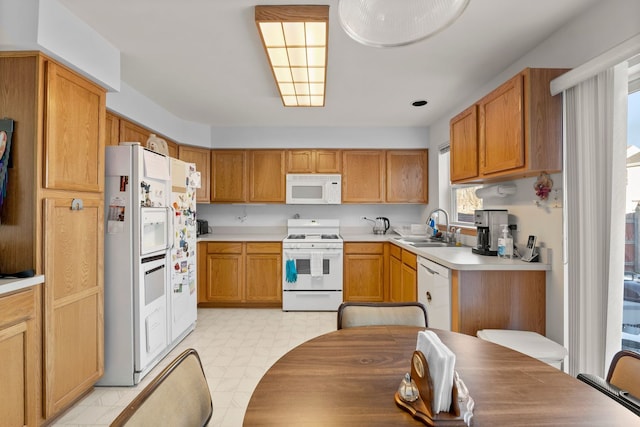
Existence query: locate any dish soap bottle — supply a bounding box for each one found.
[497,225,513,259]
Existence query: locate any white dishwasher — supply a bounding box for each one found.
[417,256,451,330]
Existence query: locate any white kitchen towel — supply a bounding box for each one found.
[310,252,323,277]
[416,330,456,413]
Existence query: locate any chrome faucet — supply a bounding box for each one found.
[427,208,450,242]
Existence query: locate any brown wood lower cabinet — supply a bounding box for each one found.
[343,243,387,302]
[199,242,282,307]
[451,269,546,336]
[0,287,39,427]
[389,244,417,302]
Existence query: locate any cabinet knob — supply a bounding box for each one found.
[426,291,432,302]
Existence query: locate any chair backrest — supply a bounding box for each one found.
[337,302,428,330]
[607,350,640,398]
[110,348,212,427]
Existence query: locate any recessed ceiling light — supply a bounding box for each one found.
[412,100,428,107]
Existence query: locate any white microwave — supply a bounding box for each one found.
[286,174,341,204]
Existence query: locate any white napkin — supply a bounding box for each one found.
[310,252,323,277]
[416,330,456,413]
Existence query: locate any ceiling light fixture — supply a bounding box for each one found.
[338,0,470,48]
[255,5,329,107]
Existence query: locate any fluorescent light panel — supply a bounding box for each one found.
[255,5,329,107]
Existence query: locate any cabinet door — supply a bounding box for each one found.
[389,254,402,302]
[211,150,247,202]
[385,150,428,203]
[401,264,417,302]
[249,150,285,202]
[119,119,151,145]
[0,287,38,427]
[43,61,105,192]
[205,254,243,302]
[286,150,314,173]
[344,254,385,301]
[450,105,479,182]
[246,253,282,302]
[179,145,211,202]
[105,112,120,147]
[342,151,385,203]
[479,73,525,175]
[166,140,178,158]
[315,150,341,173]
[43,197,103,417]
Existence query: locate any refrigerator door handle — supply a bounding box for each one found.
[168,206,175,250]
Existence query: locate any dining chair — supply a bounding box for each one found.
[577,350,640,416]
[110,348,213,427]
[337,301,428,330]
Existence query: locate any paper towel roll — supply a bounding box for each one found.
[475,184,517,199]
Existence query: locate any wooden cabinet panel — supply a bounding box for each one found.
[385,150,428,203]
[105,112,120,147]
[479,72,525,175]
[450,105,479,182]
[249,150,285,202]
[43,197,104,417]
[166,140,178,158]
[344,254,385,302]
[389,244,416,302]
[0,287,38,427]
[451,68,566,184]
[389,254,402,302]
[205,254,243,302]
[315,150,341,173]
[286,150,314,173]
[43,61,105,193]
[201,242,282,306]
[211,150,246,202]
[178,145,211,202]
[287,149,341,173]
[342,150,385,203]
[246,253,282,302]
[119,119,151,145]
[344,242,385,302]
[452,270,546,336]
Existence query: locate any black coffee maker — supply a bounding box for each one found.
[471,209,508,256]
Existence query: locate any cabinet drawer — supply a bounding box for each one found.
[389,243,402,259]
[0,288,36,328]
[207,242,243,254]
[344,242,384,254]
[402,250,417,269]
[246,242,281,254]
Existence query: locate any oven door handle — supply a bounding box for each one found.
[284,250,341,258]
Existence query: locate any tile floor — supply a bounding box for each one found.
[52,308,337,427]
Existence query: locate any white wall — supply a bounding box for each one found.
[196,203,425,232]
[428,0,640,345]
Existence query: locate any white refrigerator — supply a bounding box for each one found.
[99,143,197,386]
[169,158,198,342]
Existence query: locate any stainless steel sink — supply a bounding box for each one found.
[393,237,454,247]
[410,241,451,248]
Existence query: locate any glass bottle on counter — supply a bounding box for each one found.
[497,224,513,259]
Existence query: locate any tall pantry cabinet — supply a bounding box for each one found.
[0,52,105,424]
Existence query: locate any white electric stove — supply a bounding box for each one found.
[282,219,344,311]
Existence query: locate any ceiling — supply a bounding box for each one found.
[58,0,598,128]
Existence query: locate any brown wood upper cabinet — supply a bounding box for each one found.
[342,149,428,204]
[111,112,179,157]
[342,150,385,203]
[44,61,105,193]
[450,68,567,184]
[286,149,341,173]
[178,145,211,202]
[386,150,428,203]
[211,149,286,203]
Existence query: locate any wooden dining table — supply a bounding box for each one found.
[243,326,639,426]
